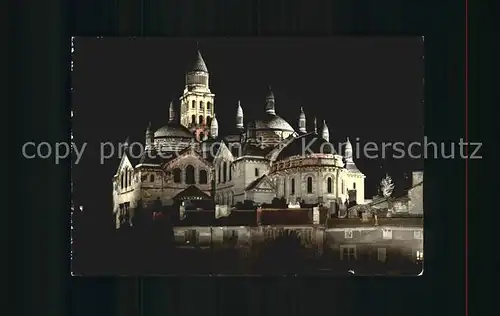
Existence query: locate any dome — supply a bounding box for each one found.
[276,132,336,161]
[154,122,194,138]
[254,114,295,132]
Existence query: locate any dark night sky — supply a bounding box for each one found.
[72,37,424,214]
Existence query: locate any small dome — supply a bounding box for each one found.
[254,114,295,132]
[154,122,193,138]
[276,132,336,160]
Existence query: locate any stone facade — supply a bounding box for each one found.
[173,226,324,248]
[408,171,423,214]
[324,226,423,262]
[170,223,423,265]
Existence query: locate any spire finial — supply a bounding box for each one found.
[298,106,307,133]
[169,101,175,121]
[210,112,219,138]
[322,120,329,141]
[265,86,276,114]
[236,101,244,129]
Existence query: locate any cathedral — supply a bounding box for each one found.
[112,49,366,227]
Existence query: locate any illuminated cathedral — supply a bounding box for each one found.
[112,49,366,228]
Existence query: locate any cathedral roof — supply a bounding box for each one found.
[138,148,165,166]
[154,121,194,138]
[173,185,212,201]
[254,114,295,132]
[200,137,227,162]
[245,175,273,191]
[120,140,140,167]
[188,50,208,73]
[276,132,336,161]
[344,161,360,172]
[241,143,273,157]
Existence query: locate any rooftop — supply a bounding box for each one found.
[326,216,423,229]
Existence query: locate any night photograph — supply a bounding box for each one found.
[70,37,424,275]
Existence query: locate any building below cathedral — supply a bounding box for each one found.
[112,48,367,227]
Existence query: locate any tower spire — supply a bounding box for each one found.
[345,137,353,162]
[210,113,219,138]
[180,44,213,129]
[298,106,306,133]
[169,101,176,122]
[236,100,244,129]
[189,48,208,73]
[145,122,153,149]
[265,86,276,115]
[322,120,329,142]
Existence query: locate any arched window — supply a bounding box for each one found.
[206,116,212,126]
[191,100,195,109]
[207,102,212,111]
[173,168,181,183]
[353,182,356,190]
[199,101,204,110]
[229,163,232,181]
[125,170,128,188]
[185,165,195,184]
[121,173,124,189]
[199,115,203,125]
[218,164,221,183]
[191,115,196,124]
[307,177,313,193]
[231,145,240,158]
[150,174,155,182]
[291,178,295,195]
[199,169,208,184]
[327,177,332,193]
[223,161,227,182]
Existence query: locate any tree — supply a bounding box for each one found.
[380,173,395,198]
[376,173,396,220]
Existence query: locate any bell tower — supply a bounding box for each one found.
[179,47,215,136]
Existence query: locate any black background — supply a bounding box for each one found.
[9,0,490,315]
